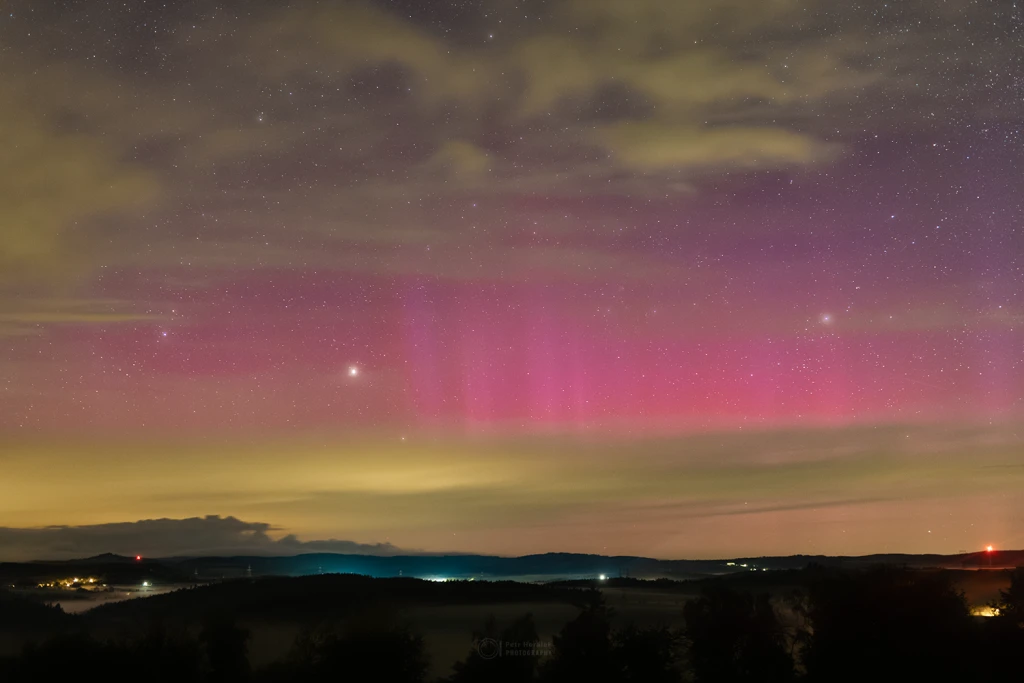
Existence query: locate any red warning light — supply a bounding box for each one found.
[985,545,994,553]
[136,555,142,561]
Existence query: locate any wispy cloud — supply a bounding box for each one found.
[0,299,162,336]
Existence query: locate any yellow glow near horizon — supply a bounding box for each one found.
[1,425,1023,559]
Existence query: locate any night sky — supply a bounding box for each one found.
[2,0,1023,561]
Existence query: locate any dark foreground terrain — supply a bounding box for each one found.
[1,564,1023,682]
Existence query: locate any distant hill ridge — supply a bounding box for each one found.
[3,548,1021,583]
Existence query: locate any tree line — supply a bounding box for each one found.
[1,566,1022,682]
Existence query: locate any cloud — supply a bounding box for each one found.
[0,312,157,325]
[183,0,855,183]
[508,0,874,119]
[0,67,158,277]
[225,2,486,105]
[0,298,162,338]
[0,298,160,324]
[558,0,803,37]
[597,123,833,171]
[427,140,494,178]
[0,515,403,562]
[0,0,996,289]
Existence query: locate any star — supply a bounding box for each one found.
[348,366,359,378]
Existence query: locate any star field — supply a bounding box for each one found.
[0,0,1022,559]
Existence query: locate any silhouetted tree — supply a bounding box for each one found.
[683,584,794,683]
[4,633,108,682]
[0,629,203,683]
[995,566,1024,624]
[136,624,204,682]
[801,567,976,683]
[448,613,540,683]
[613,623,685,683]
[540,603,618,683]
[0,591,72,631]
[200,615,251,682]
[274,622,428,683]
[981,567,1024,678]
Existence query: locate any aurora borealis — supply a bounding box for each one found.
[1,0,1022,560]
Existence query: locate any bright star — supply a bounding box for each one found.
[820,313,833,325]
[348,366,359,377]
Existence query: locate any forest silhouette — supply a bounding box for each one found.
[1,566,1022,682]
